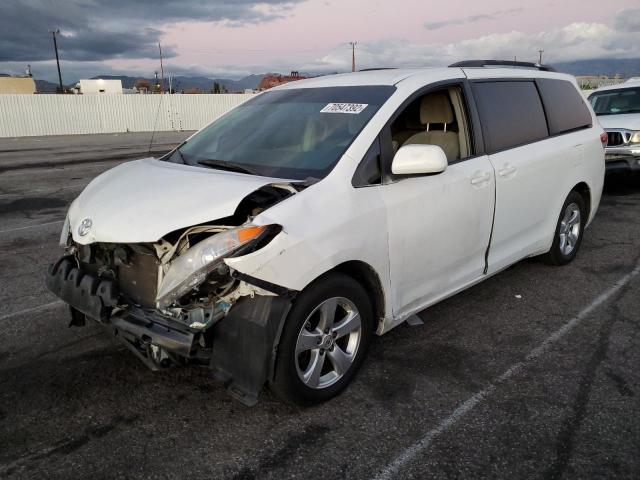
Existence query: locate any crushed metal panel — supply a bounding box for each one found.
[67,158,287,245]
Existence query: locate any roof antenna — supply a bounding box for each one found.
[149,42,165,154]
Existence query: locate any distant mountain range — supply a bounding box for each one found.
[10,58,640,94]
[551,58,640,78]
[34,79,60,93]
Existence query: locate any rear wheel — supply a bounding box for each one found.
[541,190,586,265]
[271,273,372,405]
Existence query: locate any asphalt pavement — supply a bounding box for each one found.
[0,133,638,479]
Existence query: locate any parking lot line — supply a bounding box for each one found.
[0,300,64,323]
[0,220,63,235]
[373,262,640,480]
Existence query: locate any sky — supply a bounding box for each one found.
[1,0,639,82]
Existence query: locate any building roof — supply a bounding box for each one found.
[258,72,309,90]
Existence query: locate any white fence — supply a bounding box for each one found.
[0,94,254,137]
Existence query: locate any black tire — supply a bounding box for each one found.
[271,272,373,405]
[540,190,586,266]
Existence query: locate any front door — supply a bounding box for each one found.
[382,158,495,318]
[380,84,495,318]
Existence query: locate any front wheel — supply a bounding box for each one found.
[271,273,373,405]
[540,190,586,266]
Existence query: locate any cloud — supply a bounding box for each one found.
[614,7,640,32]
[314,13,640,72]
[424,8,523,30]
[3,5,639,83]
[0,0,303,63]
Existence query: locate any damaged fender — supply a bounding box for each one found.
[224,162,394,331]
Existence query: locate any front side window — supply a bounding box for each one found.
[166,86,395,180]
[388,85,472,163]
[589,87,640,116]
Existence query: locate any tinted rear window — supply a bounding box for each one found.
[537,79,592,135]
[472,81,549,153]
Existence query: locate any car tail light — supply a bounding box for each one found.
[600,132,608,149]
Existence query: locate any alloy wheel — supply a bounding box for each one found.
[294,297,362,389]
[559,202,581,256]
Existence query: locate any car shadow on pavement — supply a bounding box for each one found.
[603,175,640,196]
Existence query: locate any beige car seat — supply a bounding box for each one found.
[404,92,460,161]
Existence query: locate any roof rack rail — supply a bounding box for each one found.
[449,60,556,72]
[358,67,397,72]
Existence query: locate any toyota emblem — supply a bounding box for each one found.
[78,218,92,237]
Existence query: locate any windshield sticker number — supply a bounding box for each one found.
[321,103,368,114]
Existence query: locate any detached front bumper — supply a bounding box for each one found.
[605,147,640,174]
[46,257,201,365]
[45,256,294,405]
[46,257,119,321]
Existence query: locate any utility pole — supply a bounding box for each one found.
[538,49,544,64]
[349,41,357,72]
[159,42,165,94]
[50,29,64,93]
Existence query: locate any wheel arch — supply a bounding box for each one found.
[327,260,386,332]
[571,181,592,221]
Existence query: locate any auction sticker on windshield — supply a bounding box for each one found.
[321,103,368,114]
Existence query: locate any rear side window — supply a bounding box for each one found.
[537,79,592,135]
[472,81,549,153]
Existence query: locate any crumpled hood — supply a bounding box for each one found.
[68,158,283,244]
[597,113,640,131]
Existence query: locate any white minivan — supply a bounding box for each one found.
[47,61,605,405]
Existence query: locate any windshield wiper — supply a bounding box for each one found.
[197,159,256,175]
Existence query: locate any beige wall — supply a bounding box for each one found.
[0,77,36,94]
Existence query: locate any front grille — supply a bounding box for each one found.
[607,131,624,146]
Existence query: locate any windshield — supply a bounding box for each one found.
[589,87,640,116]
[166,86,395,180]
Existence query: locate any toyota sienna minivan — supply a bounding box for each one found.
[47,61,605,405]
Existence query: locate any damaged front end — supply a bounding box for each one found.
[46,184,299,405]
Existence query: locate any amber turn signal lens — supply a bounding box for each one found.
[237,225,266,243]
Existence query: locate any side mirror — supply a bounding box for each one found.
[391,144,448,176]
